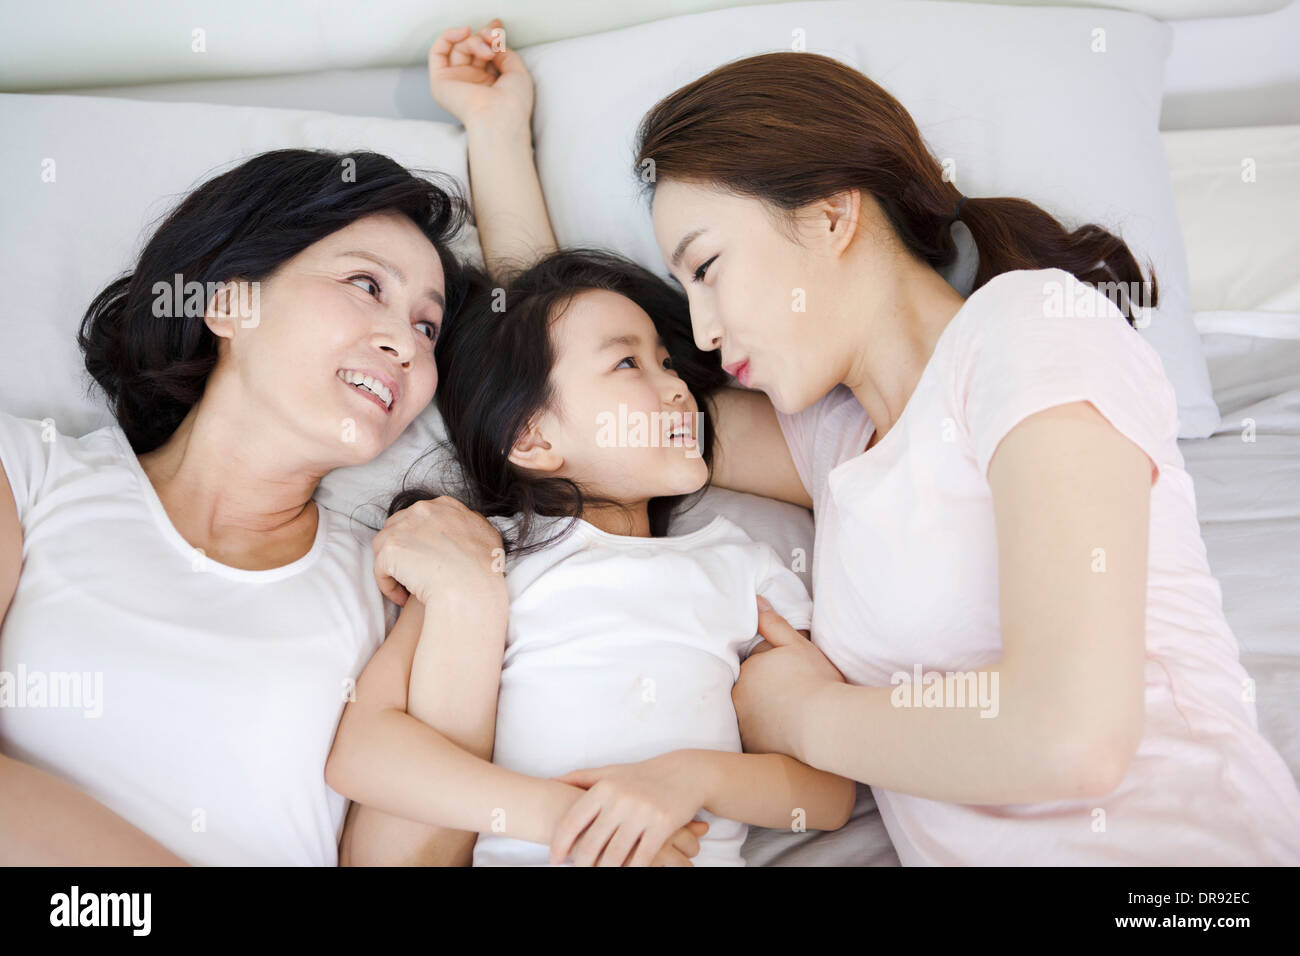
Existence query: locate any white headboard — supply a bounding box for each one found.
[0,0,1289,92]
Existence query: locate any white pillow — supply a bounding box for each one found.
[519,0,1220,438]
[0,92,477,524]
[1163,124,1300,315]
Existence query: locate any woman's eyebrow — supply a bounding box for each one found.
[670,228,708,271]
[340,250,445,309]
[342,249,405,282]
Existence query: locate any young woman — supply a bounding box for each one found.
[0,148,506,866]
[442,21,1300,863]
[328,249,855,866]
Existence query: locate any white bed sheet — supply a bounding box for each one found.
[743,328,1300,865]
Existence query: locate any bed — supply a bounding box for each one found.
[1,0,1296,866]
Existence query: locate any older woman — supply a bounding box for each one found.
[0,147,508,865]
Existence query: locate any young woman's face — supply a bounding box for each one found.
[215,211,445,466]
[520,288,708,502]
[651,178,846,415]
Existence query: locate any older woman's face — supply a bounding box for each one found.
[215,211,446,466]
[650,178,847,416]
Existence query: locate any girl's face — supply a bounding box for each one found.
[509,288,708,503]
[210,211,445,468]
[650,177,855,415]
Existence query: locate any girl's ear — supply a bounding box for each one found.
[507,421,564,474]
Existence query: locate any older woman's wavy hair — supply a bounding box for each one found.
[79,148,478,452]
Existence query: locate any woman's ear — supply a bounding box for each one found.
[203,277,257,341]
[819,188,863,257]
[507,420,565,474]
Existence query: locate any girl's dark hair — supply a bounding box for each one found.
[389,249,729,555]
[635,52,1156,326]
[79,148,477,453]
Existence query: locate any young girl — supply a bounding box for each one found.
[328,249,854,866]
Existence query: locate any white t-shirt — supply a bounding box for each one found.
[472,511,813,867]
[775,267,1300,865]
[0,412,395,866]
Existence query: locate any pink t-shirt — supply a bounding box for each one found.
[775,267,1300,865]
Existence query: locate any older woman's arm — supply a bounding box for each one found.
[734,401,1150,803]
[0,755,190,865]
[0,463,189,865]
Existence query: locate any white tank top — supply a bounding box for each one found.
[0,411,392,865]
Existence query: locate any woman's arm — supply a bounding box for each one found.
[733,401,1151,804]
[685,750,855,831]
[707,387,812,508]
[1,456,17,624]
[0,463,188,865]
[0,754,190,865]
[429,21,558,283]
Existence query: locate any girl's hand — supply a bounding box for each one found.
[733,597,846,757]
[549,752,713,867]
[371,496,506,609]
[649,820,710,867]
[428,19,534,135]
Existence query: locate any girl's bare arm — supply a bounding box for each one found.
[430,21,558,283]
[334,593,510,866]
[326,593,589,851]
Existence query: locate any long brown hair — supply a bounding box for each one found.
[634,52,1156,327]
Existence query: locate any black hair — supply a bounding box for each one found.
[79,148,479,453]
[389,248,729,555]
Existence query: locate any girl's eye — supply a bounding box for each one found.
[662,355,674,371]
[415,320,439,342]
[615,356,637,370]
[692,255,718,284]
[348,274,381,298]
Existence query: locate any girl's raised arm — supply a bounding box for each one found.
[429,20,558,283]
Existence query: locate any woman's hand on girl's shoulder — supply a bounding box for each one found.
[428,18,534,136]
[371,496,506,609]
